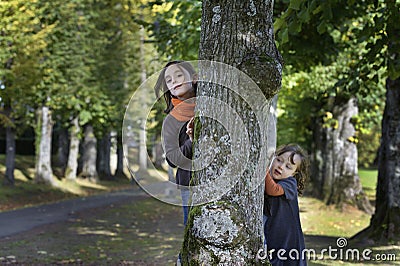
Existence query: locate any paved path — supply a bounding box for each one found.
[0,187,147,238]
[0,180,185,239]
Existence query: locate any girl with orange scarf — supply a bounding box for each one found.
[154,60,197,227]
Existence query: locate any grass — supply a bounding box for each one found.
[299,168,377,238]
[0,155,171,212]
[359,168,378,202]
[302,168,400,265]
[300,196,371,238]
[0,155,135,211]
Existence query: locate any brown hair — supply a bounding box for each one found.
[154,61,197,114]
[275,143,309,196]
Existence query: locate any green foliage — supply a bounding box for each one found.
[1,0,393,182]
[274,0,389,168]
[274,0,399,89]
[0,0,52,130]
[0,0,149,141]
[145,0,201,60]
[274,0,343,69]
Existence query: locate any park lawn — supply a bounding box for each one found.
[0,155,170,212]
[0,155,133,211]
[301,168,377,238]
[302,168,400,265]
[359,168,378,202]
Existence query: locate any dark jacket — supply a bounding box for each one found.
[264,177,307,266]
[162,115,192,187]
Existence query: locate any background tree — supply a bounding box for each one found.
[352,0,400,244]
[182,0,281,264]
[0,1,51,185]
[0,0,146,185]
[272,0,386,212]
[90,0,135,180]
[276,0,400,242]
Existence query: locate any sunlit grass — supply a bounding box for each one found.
[300,196,370,238]
[0,155,132,211]
[300,168,378,238]
[359,168,378,201]
[0,155,35,182]
[53,178,109,196]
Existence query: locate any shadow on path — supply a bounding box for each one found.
[0,187,148,238]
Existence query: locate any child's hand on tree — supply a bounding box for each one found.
[186,117,194,141]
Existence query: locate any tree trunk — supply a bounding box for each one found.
[139,120,147,170]
[66,116,80,180]
[5,122,16,186]
[34,106,55,185]
[114,132,127,178]
[80,124,98,182]
[327,97,372,213]
[138,24,148,171]
[97,132,113,180]
[152,139,164,169]
[268,95,278,149]
[353,0,400,243]
[182,1,281,264]
[310,97,372,213]
[56,126,69,176]
[353,78,400,243]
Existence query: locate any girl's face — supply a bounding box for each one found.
[270,151,300,180]
[164,64,194,100]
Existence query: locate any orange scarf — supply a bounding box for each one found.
[170,98,195,122]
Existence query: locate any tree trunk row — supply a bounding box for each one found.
[3,106,128,185]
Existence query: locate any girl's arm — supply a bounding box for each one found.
[180,137,192,158]
[264,171,284,196]
[162,117,192,169]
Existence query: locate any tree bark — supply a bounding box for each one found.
[353,78,400,243]
[114,132,127,178]
[329,97,372,213]
[80,124,98,182]
[66,116,80,180]
[4,103,15,186]
[182,0,281,264]
[139,120,147,170]
[268,95,278,149]
[353,0,400,243]
[34,106,55,185]
[56,126,69,175]
[5,117,16,186]
[152,139,164,169]
[97,132,113,180]
[138,24,148,171]
[310,97,372,213]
